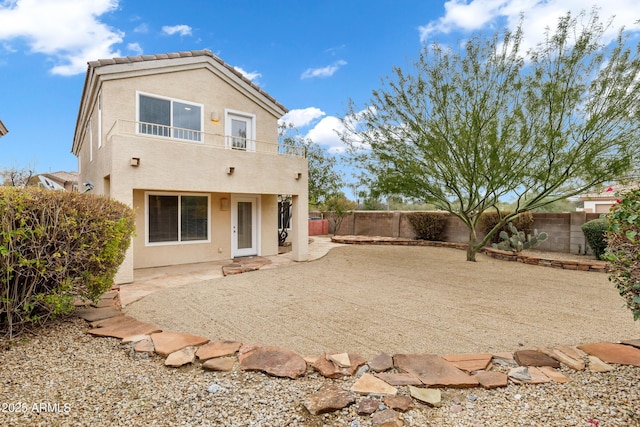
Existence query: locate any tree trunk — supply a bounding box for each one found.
[467,229,478,262]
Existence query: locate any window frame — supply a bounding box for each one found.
[145,191,211,246]
[224,109,256,151]
[136,91,204,142]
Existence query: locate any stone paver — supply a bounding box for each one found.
[622,339,640,349]
[303,384,355,415]
[538,347,585,371]
[408,386,441,407]
[239,345,307,379]
[357,398,380,415]
[394,354,479,388]
[75,307,123,322]
[578,342,640,367]
[350,373,397,396]
[372,408,404,426]
[312,353,366,378]
[196,340,242,361]
[329,352,351,368]
[151,331,210,357]
[383,396,413,412]
[374,372,422,386]
[121,334,150,344]
[88,317,162,339]
[442,353,492,373]
[165,346,197,367]
[134,338,155,355]
[587,355,615,372]
[369,352,394,372]
[473,371,509,389]
[202,357,236,371]
[510,366,551,384]
[514,350,561,368]
[538,366,571,383]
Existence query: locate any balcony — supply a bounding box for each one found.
[106,120,306,157]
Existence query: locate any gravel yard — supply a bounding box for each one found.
[2,244,639,426]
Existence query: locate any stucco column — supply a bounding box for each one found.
[291,194,309,262]
[111,186,135,285]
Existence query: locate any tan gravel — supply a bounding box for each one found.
[124,245,640,360]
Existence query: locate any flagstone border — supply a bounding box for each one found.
[330,235,608,272]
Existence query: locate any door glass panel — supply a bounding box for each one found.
[231,119,247,150]
[237,201,252,249]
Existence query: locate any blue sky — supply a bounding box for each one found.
[1,0,639,186]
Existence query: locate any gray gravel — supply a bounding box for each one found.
[1,317,639,426]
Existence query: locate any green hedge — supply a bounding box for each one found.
[407,212,448,241]
[1,187,135,339]
[479,211,534,244]
[582,218,608,260]
[605,188,640,321]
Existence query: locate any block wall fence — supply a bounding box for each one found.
[315,211,602,254]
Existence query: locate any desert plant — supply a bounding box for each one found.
[604,188,640,320]
[582,218,608,260]
[0,187,135,339]
[480,211,534,244]
[321,194,356,235]
[406,212,448,241]
[492,222,548,252]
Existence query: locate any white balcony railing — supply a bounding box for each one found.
[106,120,306,157]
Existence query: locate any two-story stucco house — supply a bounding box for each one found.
[72,50,309,284]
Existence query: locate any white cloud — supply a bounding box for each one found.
[305,116,347,153]
[134,23,149,34]
[419,0,640,50]
[0,0,123,76]
[301,60,347,79]
[162,24,192,36]
[279,107,326,128]
[233,66,262,82]
[127,42,143,55]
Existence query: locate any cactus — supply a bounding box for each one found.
[492,222,548,252]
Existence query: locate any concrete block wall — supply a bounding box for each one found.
[321,210,606,254]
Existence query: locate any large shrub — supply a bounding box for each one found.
[479,211,534,244]
[605,188,640,321]
[407,212,448,241]
[1,187,135,338]
[582,218,608,259]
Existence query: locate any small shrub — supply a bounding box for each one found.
[582,218,608,260]
[0,187,135,339]
[479,211,534,244]
[407,212,448,241]
[604,188,640,321]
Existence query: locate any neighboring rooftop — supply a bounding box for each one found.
[0,119,7,138]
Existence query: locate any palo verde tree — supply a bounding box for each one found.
[343,11,640,261]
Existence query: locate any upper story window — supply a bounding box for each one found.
[138,93,203,142]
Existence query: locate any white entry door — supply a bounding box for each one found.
[232,196,258,257]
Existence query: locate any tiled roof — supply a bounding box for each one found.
[88,49,286,112]
[0,119,7,137]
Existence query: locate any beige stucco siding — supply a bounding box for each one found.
[99,67,279,144]
[74,52,308,284]
[132,190,233,269]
